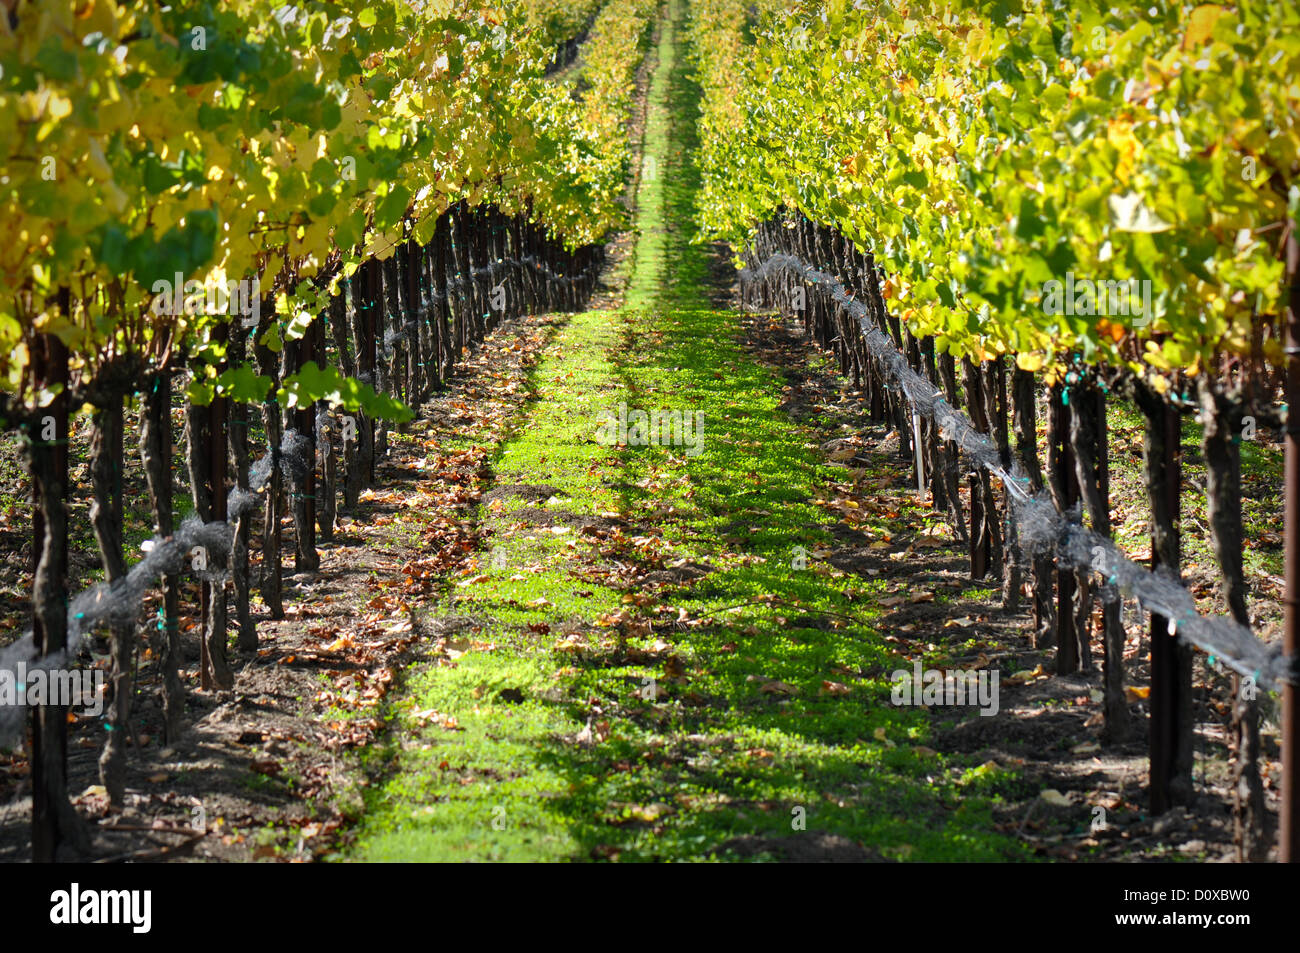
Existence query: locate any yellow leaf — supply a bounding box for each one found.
[1004,664,1047,685]
[1183,4,1221,49]
[628,802,672,822]
[1016,351,1046,372]
[1107,119,1140,181]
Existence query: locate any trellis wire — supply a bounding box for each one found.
[0,430,314,744]
[742,252,1294,693]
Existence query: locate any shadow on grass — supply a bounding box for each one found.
[348,0,1027,863]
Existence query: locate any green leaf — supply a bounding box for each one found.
[374,184,411,232]
[279,361,413,422]
[186,379,216,407]
[215,364,272,403]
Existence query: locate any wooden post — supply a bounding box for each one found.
[964,358,992,580]
[1050,381,1080,674]
[204,321,233,689]
[1282,220,1300,860]
[30,310,83,860]
[1148,397,1191,811]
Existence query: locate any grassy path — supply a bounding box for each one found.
[349,0,1025,862]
